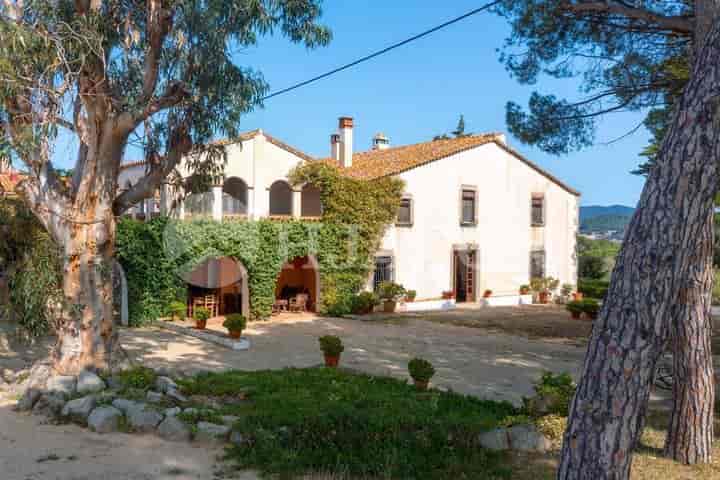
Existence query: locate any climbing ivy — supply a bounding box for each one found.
[117,164,403,324]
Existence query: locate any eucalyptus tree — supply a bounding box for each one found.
[0,0,330,375]
[495,0,718,477]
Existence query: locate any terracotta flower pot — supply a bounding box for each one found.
[196,319,207,330]
[228,330,242,339]
[538,292,550,304]
[383,300,397,313]
[413,379,429,391]
[324,354,340,367]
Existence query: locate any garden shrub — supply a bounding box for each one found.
[318,335,344,356]
[524,372,576,417]
[114,366,158,391]
[350,291,379,314]
[408,358,436,383]
[577,278,610,299]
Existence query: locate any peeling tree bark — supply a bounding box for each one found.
[557,18,720,480]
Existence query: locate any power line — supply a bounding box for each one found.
[261,1,502,101]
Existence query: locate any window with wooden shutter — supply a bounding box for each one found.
[396,197,413,226]
[530,250,546,278]
[461,188,477,226]
[531,195,545,226]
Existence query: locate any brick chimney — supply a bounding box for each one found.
[338,117,353,168]
[330,134,341,162]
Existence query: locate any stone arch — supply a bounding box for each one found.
[269,180,293,216]
[183,256,250,318]
[223,177,248,216]
[275,254,321,312]
[301,183,322,217]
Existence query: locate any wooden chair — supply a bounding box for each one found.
[290,294,308,313]
[203,294,218,317]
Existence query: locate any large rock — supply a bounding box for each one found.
[88,406,123,433]
[157,416,191,442]
[61,395,96,423]
[32,392,66,417]
[155,376,178,394]
[15,388,42,412]
[478,429,510,451]
[45,376,77,398]
[77,371,106,395]
[164,407,181,417]
[507,424,552,453]
[146,391,164,403]
[195,422,230,443]
[166,388,188,403]
[112,398,139,414]
[126,403,163,432]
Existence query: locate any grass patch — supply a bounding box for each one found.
[178,367,518,479]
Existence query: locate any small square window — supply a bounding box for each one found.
[531,195,545,226]
[397,198,413,226]
[461,189,476,225]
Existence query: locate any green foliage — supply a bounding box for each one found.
[577,279,610,300]
[0,199,63,337]
[577,236,620,280]
[566,301,584,316]
[178,368,517,479]
[168,301,187,320]
[408,358,436,383]
[524,372,576,418]
[405,289,417,301]
[193,307,210,322]
[529,276,559,293]
[578,255,607,280]
[376,281,406,301]
[580,298,601,317]
[580,215,631,233]
[434,114,471,140]
[318,335,344,356]
[223,314,247,332]
[350,291,379,315]
[560,283,573,296]
[114,367,158,392]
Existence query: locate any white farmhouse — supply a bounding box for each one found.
[119,116,579,309]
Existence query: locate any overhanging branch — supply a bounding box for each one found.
[563,1,693,35]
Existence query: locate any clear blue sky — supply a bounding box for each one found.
[55,0,650,207]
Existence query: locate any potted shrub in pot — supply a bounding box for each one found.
[530,277,559,304]
[519,284,530,295]
[560,283,574,303]
[193,307,210,330]
[168,301,186,321]
[319,335,344,367]
[405,290,417,303]
[441,290,454,300]
[351,291,380,315]
[223,314,247,339]
[566,301,583,319]
[408,358,436,391]
[377,281,406,313]
[581,298,601,320]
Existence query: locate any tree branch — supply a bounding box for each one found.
[140,0,174,103]
[564,1,693,35]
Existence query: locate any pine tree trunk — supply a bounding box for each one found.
[52,203,118,375]
[664,209,715,464]
[557,20,720,480]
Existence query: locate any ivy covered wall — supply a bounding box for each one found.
[117,162,403,325]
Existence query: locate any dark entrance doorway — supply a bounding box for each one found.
[453,249,476,303]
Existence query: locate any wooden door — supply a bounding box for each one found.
[454,250,476,303]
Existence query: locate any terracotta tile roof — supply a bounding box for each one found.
[327,134,580,197]
[119,130,314,171]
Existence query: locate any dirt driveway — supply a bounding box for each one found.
[121,310,587,406]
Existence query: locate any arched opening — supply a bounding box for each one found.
[223,177,248,217]
[184,175,213,218]
[183,256,250,320]
[274,255,320,313]
[301,184,322,218]
[269,180,293,216]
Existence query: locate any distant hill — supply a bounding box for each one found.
[580,205,635,233]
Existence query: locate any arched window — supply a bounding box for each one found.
[184,175,213,218]
[269,180,293,216]
[301,184,322,217]
[223,177,248,216]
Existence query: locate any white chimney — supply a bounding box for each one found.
[372,132,390,150]
[330,134,341,162]
[495,133,507,145]
[338,117,353,168]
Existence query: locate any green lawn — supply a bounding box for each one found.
[178,367,519,480]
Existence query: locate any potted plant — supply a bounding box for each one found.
[561,283,574,301]
[530,277,559,304]
[441,290,454,300]
[351,292,380,315]
[519,284,530,295]
[408,358,436,391]
[319,335,344,367]
[405,290,417,303]
[581,299,601,320]
[566,300,583,319]
[483,289,493,298]
[377,281,406,313]
[168,301,186,321]
[193,307,210,330]
[222,314,247,339]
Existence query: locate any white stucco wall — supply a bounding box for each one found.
[374,142,579,300]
